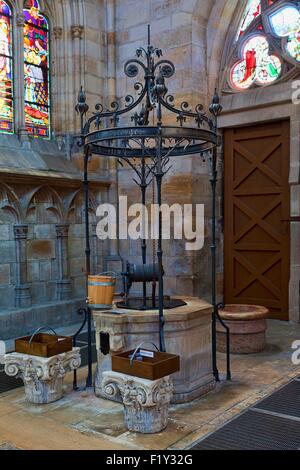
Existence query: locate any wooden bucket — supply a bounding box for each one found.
[88,273,116,310]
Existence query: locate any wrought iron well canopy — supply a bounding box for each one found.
[76,26,225,386]
[76,26,221,157]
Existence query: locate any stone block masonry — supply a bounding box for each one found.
[0,176,109,340]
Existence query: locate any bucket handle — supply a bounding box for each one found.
[95,271,119,279]
[130,342,160,366]
[29,326,58,345]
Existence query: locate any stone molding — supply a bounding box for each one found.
[102,371,173,433]
[4,348,81,404]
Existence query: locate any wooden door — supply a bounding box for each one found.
[224,121,290,320]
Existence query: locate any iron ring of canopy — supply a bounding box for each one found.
[84,125,217,158]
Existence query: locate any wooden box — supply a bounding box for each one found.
[112,349,180,380]
[15,334,73,358]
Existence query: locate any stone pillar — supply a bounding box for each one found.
[102,371,173,434]
[55,224,71,300]
[16,12,29,146]
[14,225,31,308]
[4,348,81,404]
[71,25,84,133]
[52,26,63,134]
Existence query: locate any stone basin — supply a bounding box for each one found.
[216,304,269,354]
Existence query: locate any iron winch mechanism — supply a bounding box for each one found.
[117,261,186,310]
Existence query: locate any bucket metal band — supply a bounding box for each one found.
[88,281,115,287]
[88,303,113,310]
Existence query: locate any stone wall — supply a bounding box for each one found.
[0,0,111,340]
[113,0,224,301]
[0,137,109,339]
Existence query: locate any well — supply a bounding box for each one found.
[93,298,215,404]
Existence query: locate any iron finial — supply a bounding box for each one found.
[75,86,89,116]
[209,88,222,117]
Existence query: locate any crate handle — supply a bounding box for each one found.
[29,326,58,345]
[130,342,159,366]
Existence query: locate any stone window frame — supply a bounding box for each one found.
[224,0,300,94]
[0,0,52,141]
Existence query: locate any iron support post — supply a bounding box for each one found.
[156,129,166,352]
[210,147,220,382]
[83,149,93,389]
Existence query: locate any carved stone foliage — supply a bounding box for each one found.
[53,27,63,40]
[71,25,84,40]
[4,348,81,404]
[102,371,173,433]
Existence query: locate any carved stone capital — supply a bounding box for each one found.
[4,348,81,404]
[56,224,69,238]
[53,26,63,40]
[102,371,173,433]
[71,25,84,40]
[14,225,29,240]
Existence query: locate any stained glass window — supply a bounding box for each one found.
[0,1,13,134]
[236,0,261,40]
[24,0,50,138]
[229,0,300,91]
[269,5,300,62]
[231,36,281,90]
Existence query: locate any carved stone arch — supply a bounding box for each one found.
[0,183,22,224]
[65,188,81,224]
[192,0,216,21]
[69,189,98,224]
[206,0,239,95]
[26,185,64,224]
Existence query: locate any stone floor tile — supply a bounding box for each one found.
[72,409,127,438]
[117,418,197,450]
[0,410,131,450]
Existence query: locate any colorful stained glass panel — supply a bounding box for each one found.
[237,0,261,40]
[24,0,50,138]
[269,5,300,62]
[231,35,281,90]
[0,0,13,134]
[270,6,300,37]
[286,32,300,62]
